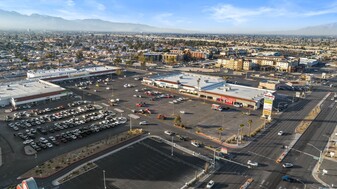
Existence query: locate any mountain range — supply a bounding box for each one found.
[0,9,337,35]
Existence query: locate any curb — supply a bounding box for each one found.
[0,147,2,167]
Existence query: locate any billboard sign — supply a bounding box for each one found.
[263,92,274,117]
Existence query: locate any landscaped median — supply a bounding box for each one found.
[276,92,331,164]
[195,121,269,148]
[295,92,330,134]
[19,129,144,179]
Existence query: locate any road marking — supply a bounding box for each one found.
[290,148,318,159]
[114,108,124,113]
[101,103,109,107]
[248,151,275,161]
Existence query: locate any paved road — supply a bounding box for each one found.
[200,87,330,188]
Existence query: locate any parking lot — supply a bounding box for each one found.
[65,73,265,141]
[60,138,207,189]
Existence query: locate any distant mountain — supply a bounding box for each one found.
[269,23,337,36]
[291,23,337,36]
[0,9,187,33]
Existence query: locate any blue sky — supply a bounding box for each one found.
[1,0,337,32]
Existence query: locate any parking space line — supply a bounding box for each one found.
[101,103,109,107]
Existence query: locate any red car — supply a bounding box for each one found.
[136,102,146,107]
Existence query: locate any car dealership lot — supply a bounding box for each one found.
[60,138,207,189]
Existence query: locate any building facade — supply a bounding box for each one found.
[142,72,274,109]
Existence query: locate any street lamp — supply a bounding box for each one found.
[307,143,323,171]
[103,170,107,189]
[171,136,174,156]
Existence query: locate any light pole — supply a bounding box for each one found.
[129,117,132,131]
[213,150,216,167]
[237,128,240,145]
[307,143,323,171]
[171,136,174,156]
[103,170,107,189]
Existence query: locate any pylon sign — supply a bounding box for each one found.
[263,92,275,118]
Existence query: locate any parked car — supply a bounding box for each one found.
[191,140,201,147]
[278,131,284,136]
[282,163,294,168]
[247,160,258,167]
[139,121,148,125]
[164,130,175,136]
[206,180,215,188]
[282,175,295,182]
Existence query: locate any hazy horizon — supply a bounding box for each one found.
[0,0,337,33]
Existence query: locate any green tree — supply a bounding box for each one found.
[115,69,123,76]
[247,120,253,137]
[174,115,182,126]
[217,127,224,140]
[76,50,84,60]
[113,58,122,65]
[125,60,134,67]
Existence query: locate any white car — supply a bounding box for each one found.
[247,160,258,167]
[164,130,174,136]
[282,163,294,168]
[191,140,201,147]
[206,180,215,188]
[23,139,33,145]
[278,131,284,136]
[139,121,148,125]
[46,143,53,148]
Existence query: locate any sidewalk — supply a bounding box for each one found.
[312,125,337,188]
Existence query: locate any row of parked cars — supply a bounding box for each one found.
[24,111,127,152]
[10,105,66,120]
[8,104,97,131]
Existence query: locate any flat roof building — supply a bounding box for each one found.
[0,79,68,107]
[27,66,121,82]
[143,72,274,109]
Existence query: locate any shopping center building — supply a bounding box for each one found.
[27,66,121,82]
[0,79,69,107]
[142,72,274,109]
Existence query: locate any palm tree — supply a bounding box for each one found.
[174,115,182,126]
[239,124,245,141]
[217,127,224,141]
[247,120,253,137]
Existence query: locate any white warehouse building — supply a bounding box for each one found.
[27,66,121,82]
[0,80,69,107]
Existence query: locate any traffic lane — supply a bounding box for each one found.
[236,91,328,188]
[262,93,337,189]
[275,105,337,189]
[60,138,206,189]
[243,91,326,160]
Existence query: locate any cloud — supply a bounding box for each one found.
[208,4,273,23]
[96,3,105,11]
[66,0,75,7]
[154,13,174,26]
[208,2,337,23]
